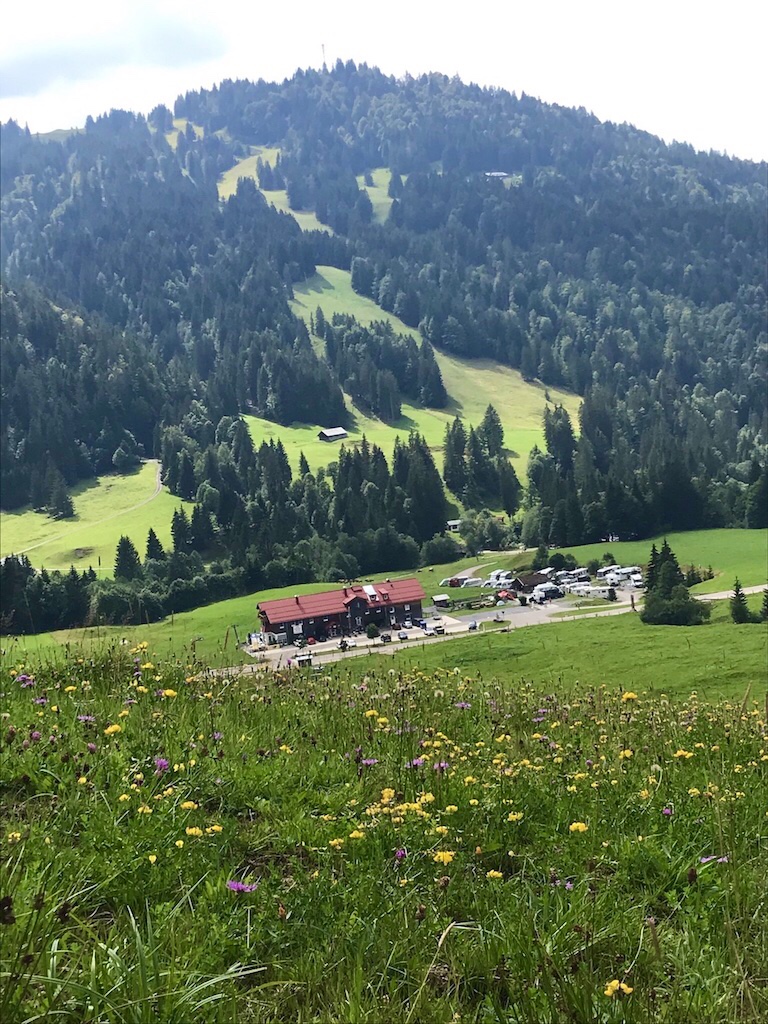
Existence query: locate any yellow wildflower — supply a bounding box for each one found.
[148,854,157,865]
[137,805,153,815]
[185,826,203,837]
[433,851,455,865]
[329,838,345,849]
[486,870,503,880]
[162,689,177,698]
[175,839,184,848]
[604,979,633,996]
[180,801,198,810]
[104,724,122,736]
[621,692,638,701]
[507,811,524,823]
[569,821,589,833]
[77,776,88,785]
[348,830,365,840]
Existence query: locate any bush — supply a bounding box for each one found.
[366,623,380,639]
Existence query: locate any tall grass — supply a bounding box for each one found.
[2,641,765,1022]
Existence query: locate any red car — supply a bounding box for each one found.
[306,637,317,645]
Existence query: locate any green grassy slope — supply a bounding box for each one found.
[0,462,195,576]
[245,265,581,475]
[390,595,767,700]
[217,148,330,231]
[355,167,394,222]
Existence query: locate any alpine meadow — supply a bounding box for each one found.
[1,59,767,1024]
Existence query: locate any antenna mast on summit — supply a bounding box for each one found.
[321,43,326,70]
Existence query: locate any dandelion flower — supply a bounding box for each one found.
[185,826,203,837]
[433,851,455,865]
[104,724,122,736]
[569,821,589,833]
[486,870,503,879]
[621,692,638,701]
[180,801,198,810]
[349,830,365,840]
[507,811,524,823]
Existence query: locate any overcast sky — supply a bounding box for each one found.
[1,0,766,162]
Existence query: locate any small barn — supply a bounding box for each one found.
[318,427,348,442]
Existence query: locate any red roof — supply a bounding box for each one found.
[259,578,426,625]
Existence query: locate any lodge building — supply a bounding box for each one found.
[257,578,425,641]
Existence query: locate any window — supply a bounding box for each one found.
[404,604,411,611]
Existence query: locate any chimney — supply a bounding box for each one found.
[343,587,348,595]
[294,595,299,604]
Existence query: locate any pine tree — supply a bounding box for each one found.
[171,507,191,552]
[730,578,750,624]
[479,404,504,457]
[114,535,142,581]
[145,527,165,562]
[646,543,660,592]
[298,452,310,477]
[761,589,768,622]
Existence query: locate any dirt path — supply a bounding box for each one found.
[17,461,163,555]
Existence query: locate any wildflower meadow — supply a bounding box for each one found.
[1,643,766,1022]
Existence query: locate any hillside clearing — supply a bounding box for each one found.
[0,462,195,576]
[246,265,581,475]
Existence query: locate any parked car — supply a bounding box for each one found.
[380,633,392,643]
[423,626,436,637]
[398,631,409,641]
[467,620,478,631]
[306,637,316,645]
[434,624,445,635]
[404,619,413,628]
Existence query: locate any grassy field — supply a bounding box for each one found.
[245,265,581,475]
[389,595,767,701]
[3,638,766,1022]
[355,167,394,223]
[217,147,282,199]
[217,148,331,232]
[0,463,195,576]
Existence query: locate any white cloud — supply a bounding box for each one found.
[0,0,766,160]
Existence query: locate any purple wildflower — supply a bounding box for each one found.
[433,761,450,773]
[154,757,170,776]
[226,880,259,893]
[18,675,34,688]
[78,715,96,724]
[395,848,407,861]
[700,856,716,864]
[87,743,97,754]
[565,880,574,891]
[361,758,379,767]
[213,731,223,741]
[34,697,47,706]
[30,731,42,742]
[454,702,471,710]
[662,807,673,816]
[717,856,729,863]
[409,757,425,768]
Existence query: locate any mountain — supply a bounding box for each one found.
[1,62,766,630]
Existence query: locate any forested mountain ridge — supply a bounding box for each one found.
[1,62,766,625]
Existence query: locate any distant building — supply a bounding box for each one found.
[446,519,462,533]
[484,171,509,178]
[317,427,348,442]
[258,578,426,639]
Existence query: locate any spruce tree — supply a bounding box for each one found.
[145,527,165,562]
[114,535,142,581]
[730,578,750,624]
